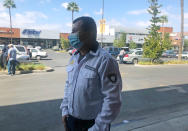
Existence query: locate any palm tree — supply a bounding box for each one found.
[67,2,79,26]
[160,15,168,39]
[3,0,16,44]
[178,0,184,61]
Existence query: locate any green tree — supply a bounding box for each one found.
[113,33,126,48]
[67,2,79,25]
[60,38,70,50]
[160,15,168,39]
[184,39,188,51]
[162,33,172,50]
[129,41,137,49]
[3,0,16,44]
[143,0,163,60]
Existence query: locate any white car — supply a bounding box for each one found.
[30,48,48,60]
[35,46,42,50]
[176,51,188,59]
[123,50,143,64]
[14,45,30,60]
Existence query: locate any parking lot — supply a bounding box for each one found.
[1,50,188,131]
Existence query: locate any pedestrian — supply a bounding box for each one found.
[60,16,122,131]
[1,43,9,69]
[7,44,17,75]
[119,49,126,64]
[27,49,32,60]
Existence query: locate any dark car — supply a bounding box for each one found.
[103,46,120,58]
[162,50,177,58]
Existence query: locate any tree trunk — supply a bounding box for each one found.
[9,7,13,44]
[162,23,164,40]
[72,11,74,28]
[178,0,184,61]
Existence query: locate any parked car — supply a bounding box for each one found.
[35,46,42,50]
[135,48,143,51]
[116,47,130,61]
[30,48,48,60]
[121,47,129,52]
[67,47,74,55]
[103,46,120,58]
[0,45,4,67]
[52,46,60,51]
[26,45,33,49]
[14,45,30,60]
[123,50,143,64]
[0,45,4,53]
[176,51,188,59]
[162,50,177,58]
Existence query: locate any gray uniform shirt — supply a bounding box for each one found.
[8,47,17,61]
[60,45,122,131]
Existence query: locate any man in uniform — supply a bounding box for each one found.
[7,44,17,75]
[60,17,122,131]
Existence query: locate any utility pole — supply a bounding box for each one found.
[101,0,104,47]
[178,0,184,61]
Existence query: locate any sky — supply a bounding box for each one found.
[0,0,188,33]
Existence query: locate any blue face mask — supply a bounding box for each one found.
[68,33,84,50]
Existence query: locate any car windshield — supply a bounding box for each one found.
[15,46,26,52]
[128,51,134,54]
[114,48,119,52]
[0,46,4,50]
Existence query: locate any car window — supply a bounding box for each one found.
[0,46,4,50]
[15,46,26,52]
[128,51,134,54]
[31,49,37,52]
[109,48,113,52]
[114,48,119,52]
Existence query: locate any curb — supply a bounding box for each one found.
[134,64,188,67]
[0,66,54,75]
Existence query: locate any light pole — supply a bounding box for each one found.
[101,0,104,47]
[178,0,184,61]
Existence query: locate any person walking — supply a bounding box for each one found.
[60,17,122,131]
[1,43,9,69]
[7,44,17,75]
[119,49,125,64]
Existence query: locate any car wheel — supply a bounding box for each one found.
[133,58,138,64]
[36,56,41,60]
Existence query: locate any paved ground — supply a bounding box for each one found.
[0,50,188,131]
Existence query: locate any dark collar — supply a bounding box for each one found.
[74,42,99,56]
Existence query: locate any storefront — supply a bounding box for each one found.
[0,27,20,45]
[20,29,60,49]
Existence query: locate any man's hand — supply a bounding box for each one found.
[62,115,69,131]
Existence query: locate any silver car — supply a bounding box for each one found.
[123,50,143,64]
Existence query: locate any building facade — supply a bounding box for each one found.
[0,27,20,45]
[20,29,60,49]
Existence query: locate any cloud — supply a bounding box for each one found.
[127,9,147,15]
[83,13,90,16]
[40,0,51,4]
[107,19,124,26]
[94,8,103,15]
[66,22,72,28]
[62,2,68,9]
[135,21,151,27]
[0,2,6,11]
[185,13,188,19]
[52,8,60,12]
[29,24,63,31]
[0,10,51,29]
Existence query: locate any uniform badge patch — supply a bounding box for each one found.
[70,60,74,65]
[108,73,117,83]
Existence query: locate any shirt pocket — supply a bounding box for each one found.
[66,66,74,83]
[80,68,99,92]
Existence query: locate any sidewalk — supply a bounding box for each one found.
[112,107,188,131]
